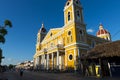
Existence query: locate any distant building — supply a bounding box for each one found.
[33,0,111,71]
[16,61,33,69]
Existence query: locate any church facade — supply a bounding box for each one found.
[33,0,111,71]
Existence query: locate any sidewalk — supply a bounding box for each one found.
[31,71,120,80]
[67,72,120,80]
[0,71,120,80]
[0,72,8,80]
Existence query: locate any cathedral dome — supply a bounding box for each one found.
[96,24,111,41]
[97,24,109,36]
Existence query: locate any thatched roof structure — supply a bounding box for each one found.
[86,40,120,59]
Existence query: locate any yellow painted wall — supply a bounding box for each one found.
[34,0,108,71]
[65,49,75,68]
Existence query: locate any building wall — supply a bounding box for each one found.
[33,0,109,70]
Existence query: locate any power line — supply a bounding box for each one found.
[112,30,120,39]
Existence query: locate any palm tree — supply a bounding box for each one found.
[0,20,12,66]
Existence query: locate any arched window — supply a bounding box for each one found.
[68,12,71,21]
[67,2,70,6]
[68,31,71,35]
[76,10,80,20]
[79,29,85,41]
[67,31,72,43]
[79,30,83,35]
[75,0,79,4]
[77,10,80,17]
[50,33,52,37]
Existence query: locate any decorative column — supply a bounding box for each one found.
[47,54,49,70]
[57,51,59,69]
[65,50,68,69]
[36,57,39,69]
[39,56,41,65]
[74,48,77,72]
[78,48,80,58]
[41,55,44,69]
[36,57,38,65]
[78,48,82,70]
[78,48,81,65]
[52,53,54,70]
[38,56,41,69]
[43,54,45,69]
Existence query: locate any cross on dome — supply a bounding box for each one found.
[99,23,104,30]
[41,23,44,28]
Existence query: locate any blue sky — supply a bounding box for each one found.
[0,0,120,65]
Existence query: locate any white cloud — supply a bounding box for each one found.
[87,29,94,33]
[1,58,22,65]
[7,58,13,61]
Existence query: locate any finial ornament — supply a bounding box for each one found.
[41,22,44,28]
[99,23,103,30]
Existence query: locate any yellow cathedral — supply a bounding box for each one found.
[33,0,111,71]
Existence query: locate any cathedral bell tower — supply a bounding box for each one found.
[64,0,87,43]
[63,0,88,70]
[36,23,47,52]
[64,0,84,25]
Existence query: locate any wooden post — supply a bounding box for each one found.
[99,58,102,77]
[108,62,112,77]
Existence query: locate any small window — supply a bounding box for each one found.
[77,10,80,17]
[50,33,52,37]
[68,31,72,42]
[76,0,79,4]
[79,30,82,34]
[68,12,71,21]
[68,31,71,35]
[67,2,70,6]
[69,54,73,60]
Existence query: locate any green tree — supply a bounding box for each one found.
[8,64,15,70]
[0,20,12,65]
[0,20,12,43]
[0,49,2,64]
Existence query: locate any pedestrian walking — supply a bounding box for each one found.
[20,69,24,77]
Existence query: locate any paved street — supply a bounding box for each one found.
[0,71,120,80]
